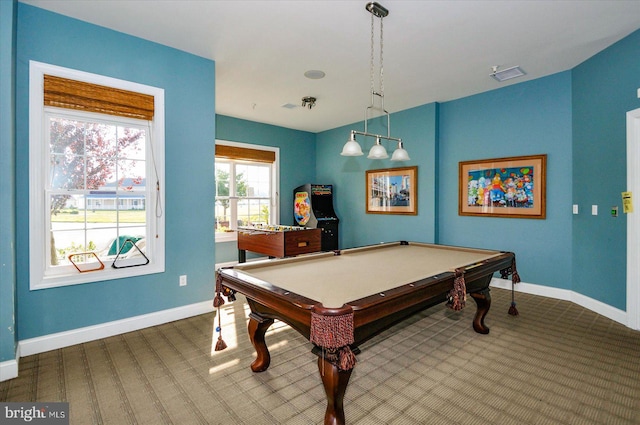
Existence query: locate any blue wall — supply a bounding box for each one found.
[2,3,638,367]
[214,115,316,264]
[438,73,573,290]
[14,4,216,339]
[572,29,640,309]
[315,103,438,248]
[0,0,17,363]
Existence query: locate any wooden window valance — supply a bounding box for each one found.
[44,75,154,120]
[215,145,276,163]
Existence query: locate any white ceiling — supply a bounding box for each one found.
[21,0,640,133]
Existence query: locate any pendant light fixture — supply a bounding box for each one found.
[341,2,409,161]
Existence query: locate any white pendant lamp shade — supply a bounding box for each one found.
[390,142,410,161]
[343,2,410,162]
[367,138,389,159]
[341,134,364,156]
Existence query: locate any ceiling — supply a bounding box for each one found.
[21,0,640,133]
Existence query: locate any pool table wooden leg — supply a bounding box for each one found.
[248,313,274,372]
[470,288,491,334]
[318,356,353,425]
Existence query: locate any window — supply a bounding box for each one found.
[215,141,279,242]
[29,61,165,290]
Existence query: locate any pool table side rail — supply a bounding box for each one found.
[347,251,514,310]
[218,267,319,310]
[347,251,514,343]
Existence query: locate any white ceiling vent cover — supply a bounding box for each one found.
[491,66,526,82]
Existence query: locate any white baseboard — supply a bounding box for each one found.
[490,278,627,326]
[18,300,215,358]
[0,345,19,382]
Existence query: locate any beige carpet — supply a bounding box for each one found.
[2,288,640,424]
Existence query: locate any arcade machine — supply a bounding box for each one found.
[293,184,339,251]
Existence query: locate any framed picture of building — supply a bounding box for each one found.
[459,154,546,219]
[366,166,417,215]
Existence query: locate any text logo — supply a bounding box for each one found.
[1,403,69,424]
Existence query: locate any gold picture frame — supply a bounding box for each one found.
[366,166,417,215]
[459,154,546,219]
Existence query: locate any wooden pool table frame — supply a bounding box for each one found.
[217,241,516,425]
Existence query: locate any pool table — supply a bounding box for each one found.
[215,241,518,425]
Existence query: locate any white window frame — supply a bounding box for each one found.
[29,61,165,290]
[215,140,279,243]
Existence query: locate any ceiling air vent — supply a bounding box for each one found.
[491,65,525,82]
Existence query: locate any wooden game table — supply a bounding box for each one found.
[216,241,518,424]
[237,225,321,263]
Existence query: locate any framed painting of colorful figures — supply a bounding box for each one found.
[459,154,546,219]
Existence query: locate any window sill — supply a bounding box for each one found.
[31,261,165,291]
[215,231,237,243]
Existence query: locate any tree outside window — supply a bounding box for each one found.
[215,159,271,234]
[48,114,147,266]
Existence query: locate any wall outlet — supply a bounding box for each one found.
[179,275,187,286]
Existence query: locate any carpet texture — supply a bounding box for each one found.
[2,288,639,424]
